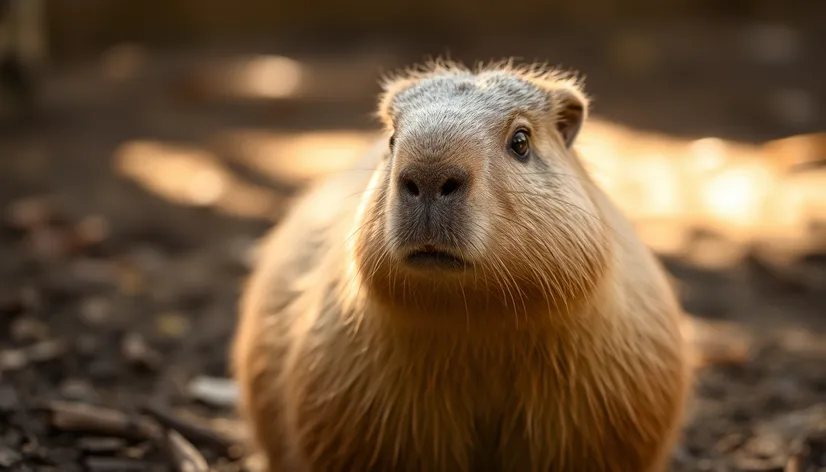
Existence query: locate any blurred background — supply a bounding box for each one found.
[1,1,825,471]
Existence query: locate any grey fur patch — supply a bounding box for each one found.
[376,59,589,134]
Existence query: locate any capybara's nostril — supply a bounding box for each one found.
[402,177,420,197]
[398,167,469,201]
[440,177,463,197]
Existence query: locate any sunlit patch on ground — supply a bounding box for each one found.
[580,119,826,272]
[213,128,380,186]
[114,140,288,221]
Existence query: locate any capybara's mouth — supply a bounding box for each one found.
[405,245,468,270]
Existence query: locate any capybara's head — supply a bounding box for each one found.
[353,60,612,322]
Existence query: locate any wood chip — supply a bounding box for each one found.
[47,401,161,441]
[187,376,239,408]
[122,332,163,371]
[165,429,210,472]
[141,403,242,460]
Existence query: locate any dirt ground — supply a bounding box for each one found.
[1,19,826,471]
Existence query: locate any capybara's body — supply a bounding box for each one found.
[232,61,691,472]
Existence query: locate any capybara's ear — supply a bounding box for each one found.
[530,74,589,148]
[551,85,588,148]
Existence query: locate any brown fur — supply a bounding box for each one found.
[231,59,692,472]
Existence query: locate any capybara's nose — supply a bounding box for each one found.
[397,165,469,203]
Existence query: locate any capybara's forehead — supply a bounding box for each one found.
[390,70,552,120]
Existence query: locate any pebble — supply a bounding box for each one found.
[59,378,101,403]
[187,376,239,408]
[122,332,163,371]
[0,446,22,467]
[79,296,111,326]
[0,349,27,371]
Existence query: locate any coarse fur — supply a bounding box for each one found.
[231,59,692,472]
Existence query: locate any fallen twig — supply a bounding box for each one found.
[45,400,245,469]
[166,429,211,472]
[141,402,244,459]
[187,376,239,408]
[47,400,160,441]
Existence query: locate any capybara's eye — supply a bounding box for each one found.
[509,129,530,160]
[389,134,396,151]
